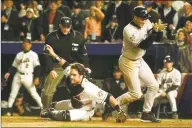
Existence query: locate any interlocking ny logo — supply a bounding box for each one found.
[66,20,69,23]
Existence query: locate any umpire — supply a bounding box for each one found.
[41,17,89,117]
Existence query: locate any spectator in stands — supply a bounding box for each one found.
[103,15,121,43]
[144,1,160,23]
[32,0,41,18]
[176,28,187,49]
[105,0,132,39]
[154,55,181,119]
[103,66,127,98]
[152,0,163,13]
[38,0,65,41]
[158,0,179,40]
[177,2,192,30]
[165,28,188,70]
[95,0,106,37]
[56,0,72,18]
[95,0,106,13]
[71,2,85,34]
[19,8,39,41]
[178,33,192,73]
[171,0,184,12]
[18,3,26,18]
[84,6,105,42]
[1,0,20,41]
[184,20,192,34]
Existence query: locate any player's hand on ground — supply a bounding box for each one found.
[45,44,56,58]
[33,77,40,86]
[4,73,10,80]
[50,70,58,79]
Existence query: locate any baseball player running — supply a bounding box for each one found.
[4,39,43,115]
[154,55,181,119]
[41,44,127,122]
[102,6,166,123]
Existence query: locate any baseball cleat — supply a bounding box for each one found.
[172,112,179,119]
[141,112,161,123]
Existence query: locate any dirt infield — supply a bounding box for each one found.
[2,116,192,127]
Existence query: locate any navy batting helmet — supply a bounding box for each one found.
[164,55,174,63]
[133,6,149,19]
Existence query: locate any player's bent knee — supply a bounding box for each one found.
[148,84,159,91]
[131,92,142,100]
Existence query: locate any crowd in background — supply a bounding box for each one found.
[1,0,192,42]
[1,0,192,73]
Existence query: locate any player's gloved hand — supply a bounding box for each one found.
[4,72,10,80]
[50,70,58,79]
[116,109,127,123]
[33,77,40,86]
[153,23,167,32]
[71,96,83,109]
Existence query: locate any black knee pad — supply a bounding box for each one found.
[50,110,71,121]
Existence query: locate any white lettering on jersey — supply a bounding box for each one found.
[157,68,181,91]
[12,50,40,73]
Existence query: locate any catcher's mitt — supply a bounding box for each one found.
[71,96,83,109]
[116,110,127,123]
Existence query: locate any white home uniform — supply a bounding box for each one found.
[155,68,181,112]
[53,77,108,121]
[117,19,159,112]
[8,50,43,108]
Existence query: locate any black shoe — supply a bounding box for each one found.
[40,109,50,118]
[102,103,114,121]
[141,112,161,123]
[172,112,179,119]
[6,107,13,116]
[116,110,127,123]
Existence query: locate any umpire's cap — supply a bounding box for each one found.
[133,6,149,19]
[164,55,173,63]
[60,17,72,28]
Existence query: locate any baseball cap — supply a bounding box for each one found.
[143,1,154,7]
[60,17,72,28]
[164,55,173,63]
[113,66,121,72]
[133,6,149,19]
[73,2,81,9]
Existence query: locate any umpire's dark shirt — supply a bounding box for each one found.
[44,29,89,73]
